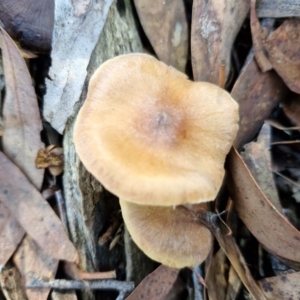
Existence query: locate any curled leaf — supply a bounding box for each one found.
[227,148,300,262]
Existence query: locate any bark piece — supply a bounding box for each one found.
[62,3,144,300]
[257,0,300,18]
[43,0,114,133]
[191,0,249,84]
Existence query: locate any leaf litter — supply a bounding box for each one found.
[0,26,78,300]
[2,0,300,299]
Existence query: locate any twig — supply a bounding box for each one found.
[27,272,134,300]
[63,261,117,280]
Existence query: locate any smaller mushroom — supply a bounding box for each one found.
[120,199,212,268]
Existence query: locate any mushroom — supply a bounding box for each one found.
[74,53,239,206]
[74,53,239,268]
[119,199,213,268]
[0,0,54,52]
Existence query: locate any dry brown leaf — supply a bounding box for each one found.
[0,201,24,267]
[35,146,63,169]
[51,290,77,300]
[198,211,267,300]
[0,151,78,263]
[0,265,27,300]
[226,266,242,300]
[241,123,282,211]
[232,52,288,149]
[13,236,58,300]
[258,272,300,299]
[206,249,228,300]
[264,19,300,94]
[36,145,64,176]
[227,148,300,262]
[250,0,272,72]
[191,0,249,84]
[0,26,44,190]
[133,0,188,72]
[126,265,180,300]
[282,93,300,126]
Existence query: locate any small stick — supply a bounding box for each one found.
[63,262,116,280]
[219,63,226,89]
[27,272,134,299]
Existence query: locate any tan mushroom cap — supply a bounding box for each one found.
[74,53,239,206]
[120,199,213,268]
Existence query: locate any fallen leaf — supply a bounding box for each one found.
[126,265,180,300]
[206,249,229,300]
[35,146,63,169]
[35,145,64,176]
[232,52,288,149]
[50,290,77,300]
[0,265,27,300]
[226,266,242,300]
[133,0,188,72]
[0,201,24,268]
[191,0,249,84]
[264,19,300,94]
[198,210,267,300]
[241,123,282,210]
[227,148,300,262]
[13,236,59,300]
[0,151,78,263]
[0,26,44,190]
[250,0,272,72]
[258,272,300,300]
